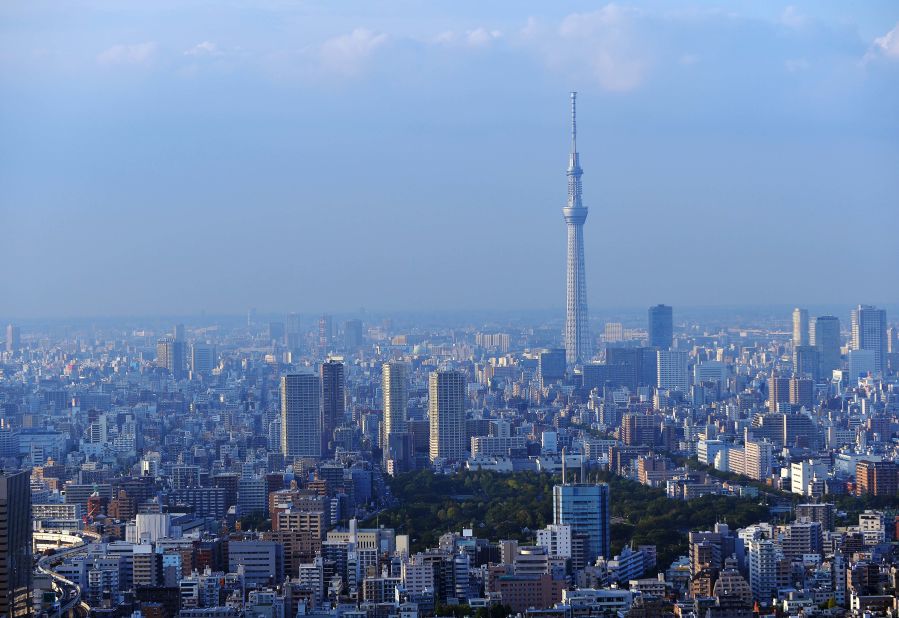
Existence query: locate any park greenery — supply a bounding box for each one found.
[364,468,772,568]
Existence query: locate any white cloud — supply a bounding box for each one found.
[466,28,502,48]
[779,6,807,29]
[185,41,220,57]
[432,28,503,48]
[679,53,700,66]
[97,42,157,66]
[871,22,899,60]
[319,28,388,76]
[547,6,648,92]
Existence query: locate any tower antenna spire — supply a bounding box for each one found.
[570,91,577,153]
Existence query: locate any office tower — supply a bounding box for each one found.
[888,326,897,354]
[318,315,333,350]
[281,373,321,459]
[286,312,302,349]
[851,304,887,374]
[268,321,286,343]
[810,315,841,378]
[428,370,466,462]
[563,92,591,367]
[174,323,185,342]
[792,308,809,347]
[657,350,689,391]
[320,359,345,453]
[156,337,185,379]
[552,482,610,564]
[247,307,257,326]
[0,469,32,618]
[4,324,20,353]
[792,345,819,381]
[648,305,673,350]
[191,342,216,374]
[847,349,876,379]
[382,362,408,437]
[538,349,567,387]
[344,319,364,351]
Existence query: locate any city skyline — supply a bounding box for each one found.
[2,1,898,317]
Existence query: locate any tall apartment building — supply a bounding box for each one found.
[429,370,466,462]
[281,373,321,459]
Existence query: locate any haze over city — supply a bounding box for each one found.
[2,5,899,618]
[2,0,898,317]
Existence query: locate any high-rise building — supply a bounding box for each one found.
[268,321,286,343]
[382,362,408,437]
[281,373,321,459]
[344,319,364,351]
[563,92,591,367]
[811,315,840,378]
[648,305,673,350]
[4,324,20,354]
[382,362,410,473]
[191,342,217,374]
[286,313,302,350]
[851,304,887,374]
[320,360,345,453]
[792,308,809,347]
[792,345,819,381]
[748,538,780,603]
[0,469,32,618]
[538,349,567,387]
[156,337,186,379]
[855,460,897,497]
[552,483,610,564]
[767,373,790,412]
[318,315,333,350]
[429,370,466,462]
[788,376,814,410]
[657,350,689,391]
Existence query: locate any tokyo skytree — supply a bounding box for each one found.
[563,92,591,367]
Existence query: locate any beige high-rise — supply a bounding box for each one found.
[382,362,408,438]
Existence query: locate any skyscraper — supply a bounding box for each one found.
[552,482,610,564]
[383,362,410,472]
[851,304,887,374]
[320,359,345,453]
[281,373,321,459]
[648,305,673,350]
[792,308,809,347]
[563,92,591,367]
[4,325,20,354]
[382,362,408,437]
[0,469,32,618]
[811,315,840,379]
[429,370,466,463]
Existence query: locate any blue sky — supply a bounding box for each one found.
[1,1,898,317]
